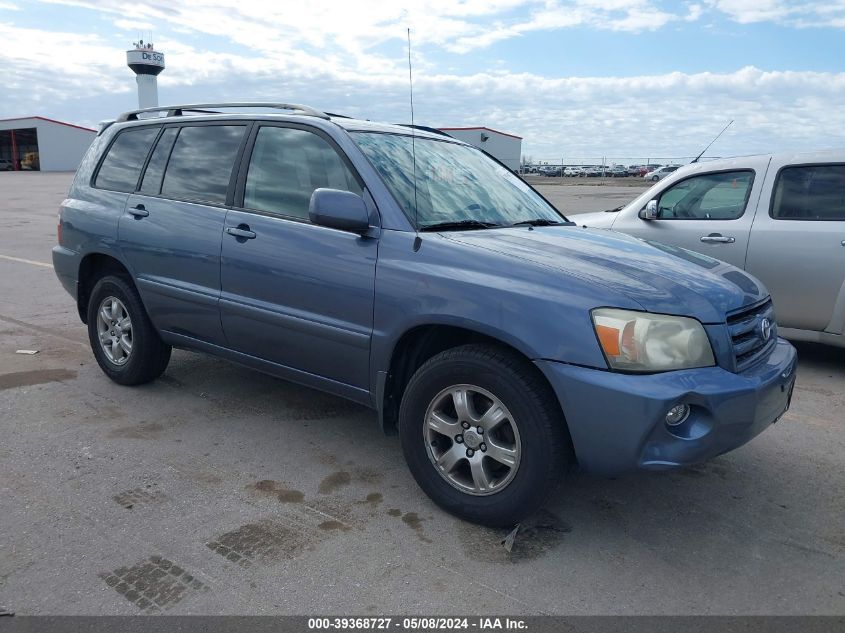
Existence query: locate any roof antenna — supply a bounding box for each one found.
[691,120,733,163]
[408,27,422,250]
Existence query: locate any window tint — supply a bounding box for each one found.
[244,127,362,219]
[161,125,245,204]
[139,127,178,195]
[95,127,159,192]
[657,171,752,220]
[771,165,845,221]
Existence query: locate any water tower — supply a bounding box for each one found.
[126,40,165,109]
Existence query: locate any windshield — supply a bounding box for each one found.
[352,132,565,229]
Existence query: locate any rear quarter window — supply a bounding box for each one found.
[94,126,160,192]
[139,127,179,195]
[771,164,845,221]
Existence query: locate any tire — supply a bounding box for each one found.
[652,175,660,181]
[86,274,171,386]
[399,344,573,527]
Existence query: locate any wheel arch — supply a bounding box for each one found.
[377,323,569,441]
[76,252,134,324]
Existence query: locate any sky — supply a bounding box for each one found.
[2,0,845,161]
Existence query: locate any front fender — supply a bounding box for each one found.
[369,229,638,394]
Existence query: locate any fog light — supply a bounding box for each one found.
[665,404,690,426]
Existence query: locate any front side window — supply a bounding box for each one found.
[161,125,246,204]
[657,170,753,220]
[352,132,564,228]
[243,126,362,220]
[94,126,160,192]
[771,165,845,221]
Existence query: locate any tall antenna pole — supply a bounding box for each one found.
[407,27,419,231]
[691,120,733,163]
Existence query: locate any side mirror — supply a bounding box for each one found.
[639,199,659,220]
[309,188,370,234]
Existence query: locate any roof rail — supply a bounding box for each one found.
[96,119,116,135]
[116,102,331,122]
[395,124,454,138]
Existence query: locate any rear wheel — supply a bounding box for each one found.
[87,275,171,385]
[399,344,572,527]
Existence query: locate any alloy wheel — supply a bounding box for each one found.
[423,384,521,496]
[96,296,133,365]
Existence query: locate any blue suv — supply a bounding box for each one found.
[53,103,797,526]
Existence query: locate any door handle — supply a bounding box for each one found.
[700,234,735,244]
[226,226,256,239]
[128,204,149,218]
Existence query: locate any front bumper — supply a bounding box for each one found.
[536,338,797,475]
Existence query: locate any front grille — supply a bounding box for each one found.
[727,299,777,372]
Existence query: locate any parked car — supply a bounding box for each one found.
[609,165,628,177]
[627,165,643,176]
[53,102,797,527]
[0,158,14,171]
[644,165,679,181]
[564,166,583,177]
[583,166,604,177]
[577,150,845,348]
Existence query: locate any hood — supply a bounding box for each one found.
[443,226,767,323]
[571,210,617,229]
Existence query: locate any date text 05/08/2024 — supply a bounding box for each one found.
[307,617,528,631]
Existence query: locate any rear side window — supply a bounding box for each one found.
[139,127,178,195]
[657,170,753,220]
[161,125,246,204]
[771,165,845,221]
[243,126,362,220]
[94,126,159,192]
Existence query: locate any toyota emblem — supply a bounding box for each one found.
[760,318,773,342]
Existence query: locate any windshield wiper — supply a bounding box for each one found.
[604,205,624,213]
[510,218,568,227]
[420,220,501,232]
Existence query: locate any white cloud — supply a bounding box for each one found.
[0,22,129,99]
[113,18,157,32]
[2,2,845,160]
[685,3,703,22]
[705,0,845,27]
[0,1,19,9]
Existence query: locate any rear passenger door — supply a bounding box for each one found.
[119,123,249,346]
[746,162,845,333]
[219,124,377,391]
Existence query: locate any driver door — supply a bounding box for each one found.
[219,124,378,391]
[613,161,769,269]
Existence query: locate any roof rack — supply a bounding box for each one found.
[116,102,331,122]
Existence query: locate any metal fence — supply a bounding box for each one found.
[521,156,725,174]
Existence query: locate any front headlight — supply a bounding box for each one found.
[591,308,715,372]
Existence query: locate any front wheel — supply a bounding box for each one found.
[87,275,171,385]
[399,344,573,527]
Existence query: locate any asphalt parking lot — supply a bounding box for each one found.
[0,172,843,615]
